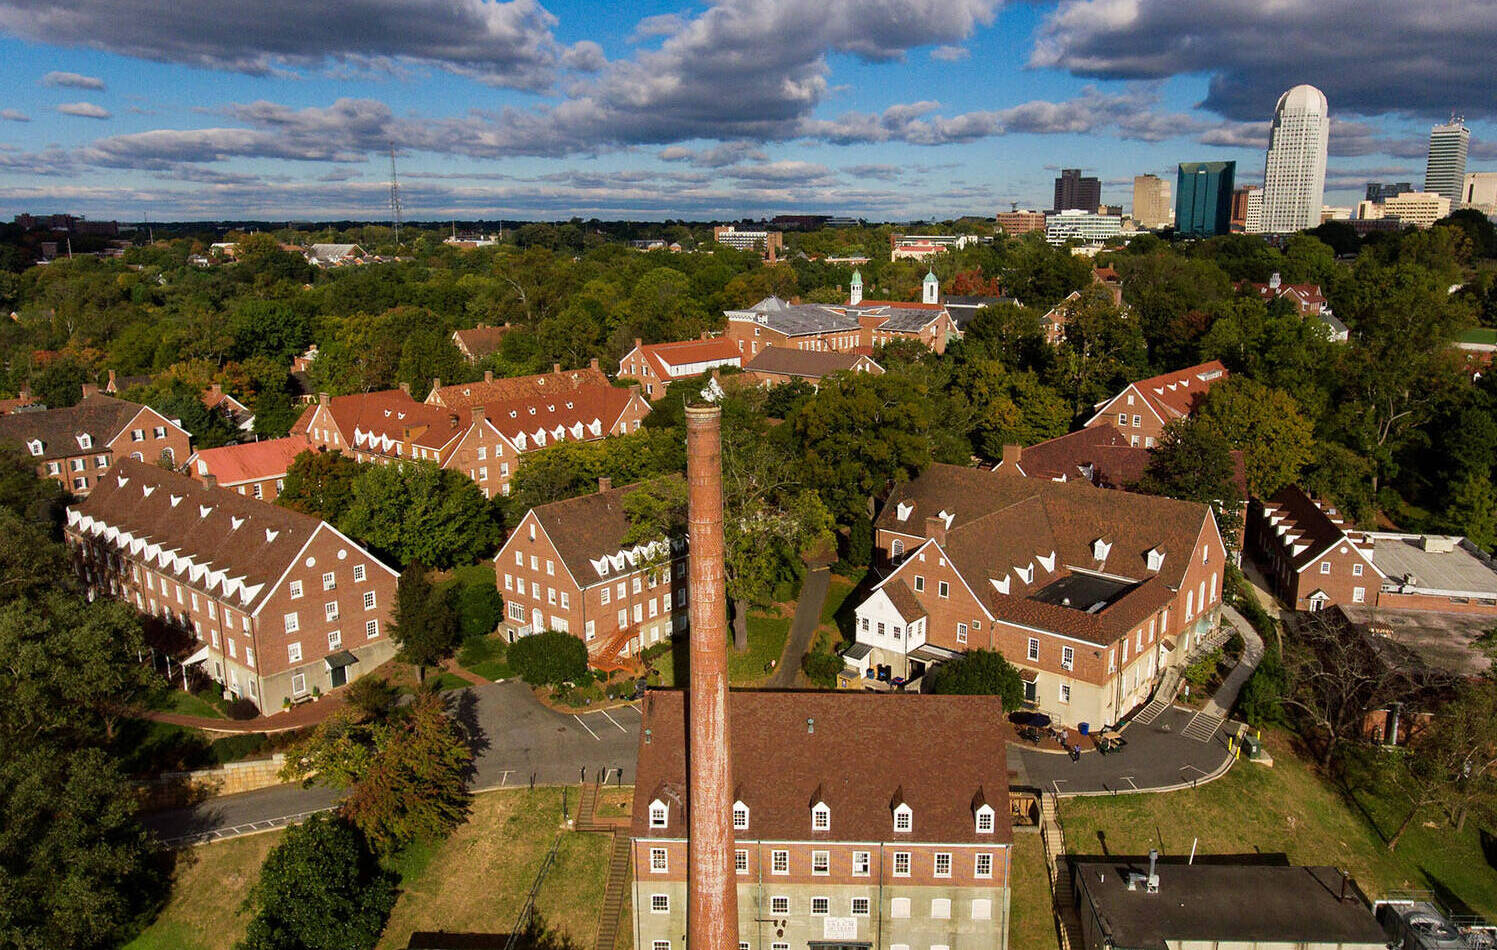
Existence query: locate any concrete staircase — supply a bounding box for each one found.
[592,833,632,950]
[1039,794,1086,950]
[1132,667,1182,726]
[1182,708,1225,743]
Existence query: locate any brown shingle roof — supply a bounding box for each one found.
[1261,484,1367,572]
[1004,423,1247,496]
[744,346,881,380]
[0,393,165,461]
[630,338,742,379]
[426,367,609,410]
[1113,360,1229,421]
[451,324,514,360]
[526,477,684,586]
[67,458,334,611]
[481,385,645,445]
[631,690,1011,844]
[323,390,469,451]
[882,579,927,623]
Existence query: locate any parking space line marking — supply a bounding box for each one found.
[574,714,600,740]
[600,709,627,732]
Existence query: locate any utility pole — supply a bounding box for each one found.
[388,143,403,247]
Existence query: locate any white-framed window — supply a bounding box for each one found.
[650,894,669,914]
[770,896,789,916]
[251,483,263,499]
[852,850,870,876]
[328,630,342,650]
[153,425,166,439]
[653,942,671,950]
[324,601,340,622]
[931,898,951,919]
[975,852,993,878]
[1320,560,1331,574]
[353,564,366,582]
[733,801,749,829]
[1353,586,1366,603]
[957,623,968,644]
[649,848,667,872]
[1117,412,1128,426]
[1027,637,1039,661]
[812,802,830,831]
[246,647,255,669]
[891,538,904,558]
[287,641,302,663]
[72,476,87,490]
[508,602,525,622]
[70,457,85,472]
[810,897,829,916]
[561,591,570,609]
[363,591,377,610]
[893,851,910,877]
[322,571,336,590]
[289,580,303,599]
[811,850,829,875]
[1353,563,1363,577]
[1061,645,1074,670]
[601,586,611,605]
[131,428,144,442]
[1060,683,1072,703]
[284,612,299,633]
[365,619,379,638]
[934,852,952,877]
[735,849,748,873]
[894,803,912,832]
[771,850,788,874]
[291,672,306,695]
[649,801,668,828]
[890,898,910,919]
[45,461,60,475]
[913,575,925,592]
[938,580,949,598]
[971,898,993,920]
[976,804,995,833]
[851,897,870,916]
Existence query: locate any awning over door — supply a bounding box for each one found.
[323,650,357,671]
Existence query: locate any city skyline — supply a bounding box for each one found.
[1,0,1495,221]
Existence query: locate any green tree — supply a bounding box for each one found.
[391,563,459,682]
[1136,418,1244,549]
[927,649,1026,710]
[31,356,92,409]
[1198,378,1314,498]
[508,630,589,686]
[339,461,502,569]
[237,814,395,950]
[1443,474,1497,551]
[277,449,360,522]
[456,582,505,639]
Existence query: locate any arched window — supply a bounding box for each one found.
[811,802,830,832]
[733,801,749,830]
[649,800,668,828]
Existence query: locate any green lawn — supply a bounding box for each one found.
[1060,730,1497,918]
[153,685,228,719]
[1009,832,1060,950]
[458,633,513,682]
[725,608,792,685]
[128,787,618,950]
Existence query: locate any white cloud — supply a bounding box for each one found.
[57,101,111,119]
[0,108,29,121]
[42,70,105,90]
[930,44,969,61]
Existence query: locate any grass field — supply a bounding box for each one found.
[458,633,513,681]
[154,685,228,719]
[1060,730,1497,918]
[1008,832,1061,950]
[127,788,618,950]
[725,608,791,685]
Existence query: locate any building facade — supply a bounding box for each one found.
[1424,119,1470,205]
[1054,168,1101,212]
[1462,172,1497,213]
[853,465,1227,729]
[632,690,1013,950]
[1044,210,1122,246]
[1381,191,1452,229]
[494,478,689,660]
[618,338,743,400]
[0,390,192,495]
[724,294,957,358]
[714,226,784,258]
[1174,161,1236,237]
[1261,84,1330,234]
[994,210,1047,235]
[742,347,884,388]
[1131,175,1172,230]
[65,459,398,711]
[1084,360,1229,447]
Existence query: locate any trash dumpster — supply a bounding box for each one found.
[1241,734,1262,758]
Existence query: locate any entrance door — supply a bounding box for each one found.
[1023,679,1037,704]
[330,664,348,688]
[532,607,543,631]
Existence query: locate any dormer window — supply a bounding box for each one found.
[75,433,92,450]
[26,439,43,456]
[649,800,668,828]
[1147,547,1165,571]
[975,804,995,834]
[895,501,913,522]
[811,802,830,831]
[893,803,912,833]
[733,801,749,830]
[1092,538,1111,560]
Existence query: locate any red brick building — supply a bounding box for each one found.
[494,478,688,660]
[65,459,398,711]
[187,436,309,501]
[854,464,1227,729]
[1085,360,1229,447]
[294,382,649,499]
[724,295,958,358]
[742,346,884,388]
[632,690,1013,950]
[617,337,743,399]
[0,390,192,494]
[450,324,514,362]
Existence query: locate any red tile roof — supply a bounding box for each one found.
[451,324,514,360]
[1109,360,1229,422]
[188,436,308,486]
[627,338,741,379]
[324,390,470,451]
[480,385,646,446]
[631,690,1011,844]
[426,367,609,410]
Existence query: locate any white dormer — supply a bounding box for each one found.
[1146,547,1165,571]
[893,802,912,833]
[26,439,43,456]
[649,799,668,828]
[1092,538,1111,561]
[169,494,182,507]
[1015,563,1035,585]
[975,803,996,834]
[75,433,92,450]
[936,508,955,528]
[231,516,244,530]
[199,505,213,519]
[811,801,830,832]
[265,529,279,543]
[1037,551,1057,573]
[991,576,1011,596]
[733,801,749,830]
[895,501,914,522]
[142,485,156,498]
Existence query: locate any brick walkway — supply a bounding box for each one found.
[142,691,349,734]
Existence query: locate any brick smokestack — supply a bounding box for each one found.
[684,404,738,950]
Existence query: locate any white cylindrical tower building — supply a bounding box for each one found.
[1260,84,1329,234]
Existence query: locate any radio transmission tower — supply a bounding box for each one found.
[388,144,403,246]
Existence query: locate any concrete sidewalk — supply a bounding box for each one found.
[1204,604,1265,719]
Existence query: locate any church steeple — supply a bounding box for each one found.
[849,269,863,306]
[923,269,940,304]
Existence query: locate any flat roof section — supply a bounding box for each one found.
[1370,533,1497,596]
[1031,572,1138,613]
[1337,605,1494,677]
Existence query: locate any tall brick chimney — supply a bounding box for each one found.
[684,404,738,950]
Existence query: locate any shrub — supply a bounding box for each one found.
[801,650,844,688]
[456,582,505,639]
[508,630,589,686]
[845,515,873,567]
[927,649,1026,711]
[209,733,270,764]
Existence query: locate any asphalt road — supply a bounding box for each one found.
[143,680,641,845]
[769,567,831,688]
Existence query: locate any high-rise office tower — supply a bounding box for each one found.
[1132,174,1172,229]
[1261,84,1329,234]
[1366,182,1413,202]
[1244,188,1264,234]
[1175,161,1236,237]
[1054,168,1101,212]
[1424,118,1470,205]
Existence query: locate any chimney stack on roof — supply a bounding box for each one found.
[398,382,411,395]
[484,370,494,383]
[553,363,561,373]
[201,473,217,489]
[81,383,100,398]
[635,338,643,350]
[598,476,612,493]
[590,357,599,371]
[432,378,441,392]
[684,403,738,950]
[1002,444,1021,468]
[926,514,948,547]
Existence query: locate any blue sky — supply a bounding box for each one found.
[0,0,1492,221]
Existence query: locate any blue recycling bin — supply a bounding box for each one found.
[1079,722,1090,735]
